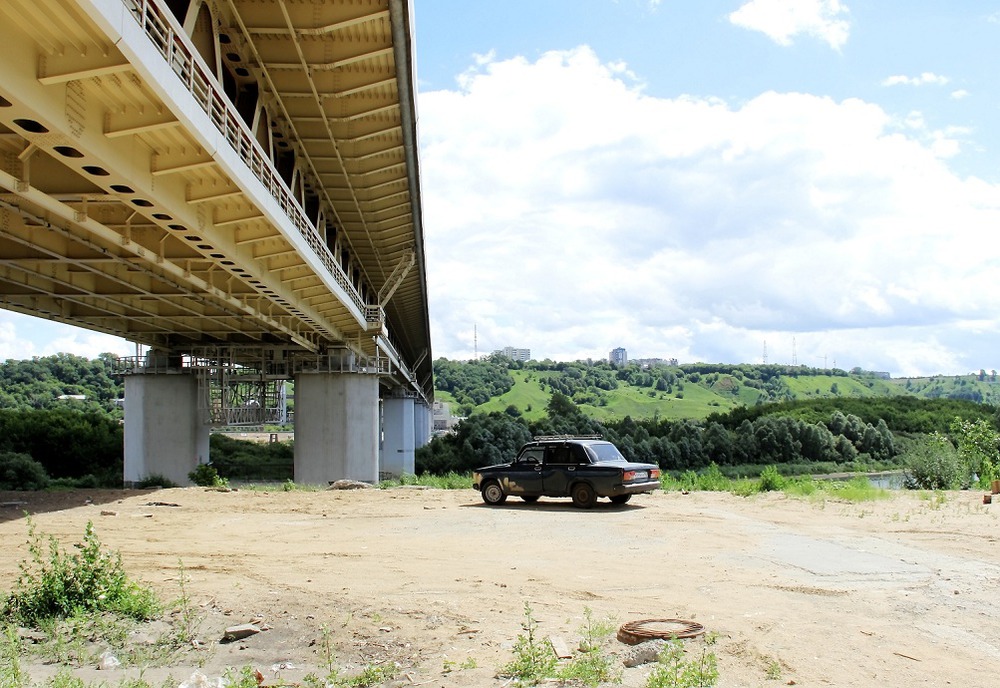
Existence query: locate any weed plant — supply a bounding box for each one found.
[3,519,159,627]
[556,607,621,686]
[500,603,557,685]
[0,623,26,688]
[645,637,718,688]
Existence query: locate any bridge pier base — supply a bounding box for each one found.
[294,372,379,484]
[123,373,209,487]
[381,396,415,479]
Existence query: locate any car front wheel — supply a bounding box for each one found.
[481,481,507,505]
[571,482,597,509]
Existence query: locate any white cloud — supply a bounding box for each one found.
[0,312,135,361]
[419,47,1000,376]
[882,72,950,87]
[728,0,851,50]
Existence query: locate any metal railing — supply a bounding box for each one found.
[121,0,370,322]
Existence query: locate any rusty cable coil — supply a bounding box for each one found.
[617,618,706,645]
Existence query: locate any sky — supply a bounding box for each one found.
[3,0,1000,377]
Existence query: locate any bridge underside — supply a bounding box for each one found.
[0,0,434,483]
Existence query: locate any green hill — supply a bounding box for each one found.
[435,357,1000,422]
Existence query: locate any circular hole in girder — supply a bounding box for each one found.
[110,184,134,193]
[221,260,235,266]
[14,118,48,133]
[197,244,212,250]
[83,165,110,176]
[218,33,231,44]
[152,213,172,220]
[235,68,249,77]
[167,224,185,231]
[130,198,153,207]
[0,95,12,108]
[210,253,225,259]
[54,146,84,158]
[225,52,241,62]
[184,235,201,241]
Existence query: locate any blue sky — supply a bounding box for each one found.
[3,0,1000,376]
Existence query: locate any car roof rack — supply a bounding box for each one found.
[531,434,604,441]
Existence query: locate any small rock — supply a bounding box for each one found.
[328,479,373,490]
[223,624,261,642]
[622,639,668,668]
[100,510,118,517]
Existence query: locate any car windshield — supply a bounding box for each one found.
[586,442,626,463]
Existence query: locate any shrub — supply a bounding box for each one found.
[2,519,160,626]
[902,433,963,489]
[188,463,227,488]
[757,465,786,492]
[0,452,50,490]
[136,474,177,489]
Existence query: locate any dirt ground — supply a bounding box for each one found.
[2,485,999,687]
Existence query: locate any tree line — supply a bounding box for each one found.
[418,391,997,480]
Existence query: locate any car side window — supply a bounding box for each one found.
[517,448,544,465]
[569,444,589,465]
[546,445,573,464]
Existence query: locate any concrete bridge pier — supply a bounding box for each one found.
[294,371,380,484]
[123,371,209,487]
[381,396,415,479]
[414,400,432,449]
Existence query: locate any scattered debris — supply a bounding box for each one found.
[548,635,572,659]
[97,650,120,670]
[100,510,118,516]
[178,670,225,688]
[223,623,262,642]
[145,501,181,507]
[617,619,705,645]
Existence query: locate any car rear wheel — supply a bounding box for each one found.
[571,482,597,509]
[609,494,631,505]
[481,481,507,505]
[520,495,539,503]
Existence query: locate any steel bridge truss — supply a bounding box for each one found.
[115,345,390,426]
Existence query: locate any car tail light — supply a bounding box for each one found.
[624,470,636,481]
[651,469,661,479]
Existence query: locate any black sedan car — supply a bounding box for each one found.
[473,435,661,508]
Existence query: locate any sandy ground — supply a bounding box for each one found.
[2,485,999,687]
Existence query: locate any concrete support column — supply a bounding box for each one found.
[381,396,415,478]
[124,373,208,486]
[294,372,379,484]
[414,400,432,449]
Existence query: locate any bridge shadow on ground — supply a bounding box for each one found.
[0,489,154,525]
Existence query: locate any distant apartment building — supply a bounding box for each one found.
[495,346,531,362]
[609,347,627,366]
[432,400,461,435]
[636,357,679,368]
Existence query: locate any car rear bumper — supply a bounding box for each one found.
[608,480,661,496]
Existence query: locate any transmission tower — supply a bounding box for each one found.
[792,337,797,366]
[762,340,768,365]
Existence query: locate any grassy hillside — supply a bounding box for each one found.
[436,358,1000,422]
